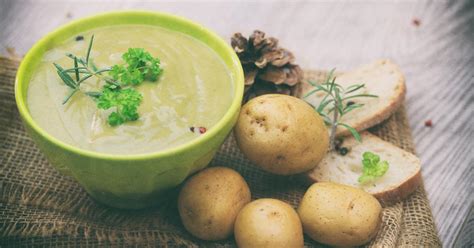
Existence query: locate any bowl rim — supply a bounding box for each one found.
[14,10,244,161]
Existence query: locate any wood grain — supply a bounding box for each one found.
[0,0,472,247]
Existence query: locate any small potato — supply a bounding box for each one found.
[297,182,382,247]
[178,167,251,240]
[234,94,329,175]
[234,198,304,248]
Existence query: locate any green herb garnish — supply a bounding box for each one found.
[53,35,162,126]
[358,151,389,184]
[109,48,162,85]
[304,69,377,150]
[97,88,142,126]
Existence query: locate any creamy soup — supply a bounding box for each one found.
[27,25,233,155]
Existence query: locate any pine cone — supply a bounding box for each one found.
[231,30,304,102]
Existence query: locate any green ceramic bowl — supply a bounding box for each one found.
[15,11,244,209]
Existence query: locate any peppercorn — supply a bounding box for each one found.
[424,120,433,127]
[338,147,349,156]
[412,18,421,27]
[346,101,355,106]
[75,35,84,41]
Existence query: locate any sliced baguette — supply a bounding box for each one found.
[300,59,406,136]
[306,132,421,205]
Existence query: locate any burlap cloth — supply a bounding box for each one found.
[0,57,441,247]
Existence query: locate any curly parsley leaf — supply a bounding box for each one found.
[97,88,143,126]
[358,151,389,184]
[109,64,143,85]
[109,48,162,86]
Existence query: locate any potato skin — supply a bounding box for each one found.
[178,167,251,241]
[234,94,329,175]
[297,182,382,247]
[234,198,304,248]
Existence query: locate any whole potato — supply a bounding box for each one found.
[234,198,304,248]
[234,94,329,175]
[297,182,382,247]
[178,167,251,240]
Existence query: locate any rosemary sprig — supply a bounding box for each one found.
[53,35,114,104]
[305,69,378,150]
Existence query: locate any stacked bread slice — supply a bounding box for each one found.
[306,132,421,205]
[302,59,421,204]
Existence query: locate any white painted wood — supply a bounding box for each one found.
[1,0,472,246]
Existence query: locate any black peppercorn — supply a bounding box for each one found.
[347,101,355,106]
[75,35,84,41]
[338,147,349,155]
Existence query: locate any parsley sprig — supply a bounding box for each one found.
[53,35,162,126]
[97,88,143,126]
[109,48,162,85]
[358,151,389,184]
[304,69,377,150]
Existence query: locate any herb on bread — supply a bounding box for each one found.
[53,35,162,126]
[304,69,377,150]
[306,132,421,204]
[359,151,389,184]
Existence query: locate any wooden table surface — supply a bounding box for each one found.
[1,0,472,247]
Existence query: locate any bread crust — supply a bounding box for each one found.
[373,169,421,206]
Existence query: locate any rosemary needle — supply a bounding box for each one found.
[305,69,377,150]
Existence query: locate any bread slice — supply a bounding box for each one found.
[305,132,421,205]
[300,59,406,136]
